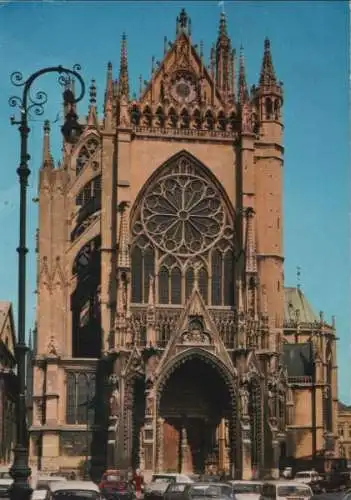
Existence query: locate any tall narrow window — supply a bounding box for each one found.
[198,267,208,304]
[77,373,88,424]
[159,267,169,304]
[143,246,155,302]
[223,250,234,306]
[131,246,142,303]
[66,374,76,424]
[185,267,194,300]
[211,250,222,305]
[171,267,182,304]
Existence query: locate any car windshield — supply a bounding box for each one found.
[295,473,310,479]
[152,476,175,483]
[0,473,11,479]
[190,485,232,498]
[169,484,187,492]
[232,484,262,494]
[277,485,311,497]
[53,491,100,499]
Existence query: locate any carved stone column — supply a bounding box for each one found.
[139,426,145,471]
[239,383,252,480]
[157,417,165,472]
[180,425,189,474]
[271,435,280,479]
[143,386,156,472]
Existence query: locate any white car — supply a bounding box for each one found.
[261,480,313,500]
[47,480,104,499]
[294,471,321,484]
[228,480,263,500]
[0,477,12,497]
[144,473,193,498]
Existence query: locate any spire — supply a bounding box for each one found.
[215,12,232,93]
[42,120,54,169]
[104,62,113,127]
[117,202,130,269]
[87,79,98,127]
[238,46,249,104]
[28,328,32,351]
[176,8,191,37]
[259,37,277,87]
[119,33,129,98]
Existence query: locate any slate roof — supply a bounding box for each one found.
[284,287,319,323]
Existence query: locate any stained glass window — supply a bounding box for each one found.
[171,267,182,304]
[159,267,169,304]
[131,154,235,306]
[65,372,96,425]
[185,267,194,300]
[211,250,222,306]
[143,247,155,302]
[224,250,234,306]
[131,247,143,303]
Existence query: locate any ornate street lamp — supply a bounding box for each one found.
[8,65,85,500]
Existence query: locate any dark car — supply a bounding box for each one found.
[164,483,190,500]
[100,479,135,500]
[184,482,234,500]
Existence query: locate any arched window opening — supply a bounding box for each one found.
[130,105,141,125]
[228,112,236,132]
[223,250,234,306]
[185,267,194,300]
[65,372,96,425]
[325,345,333,432]
[168,108,178,128]
[155,107,165,127]
[72,176,102,241]
[265,98,273,120]
[71,236,101,358]
[131,246,142,303]
[171,267,182,304]
[142,106,152,127]
[131,243,155,304]
[159,267,169,304]
[143,246,155,302]
[274,100,280,120]
[217,111,227,131]
[193,109,202,129]
[76,137,99,175]
[211,250,222,306]
[198,266,208,304]
[205,110,214,130]
[180,109,190,129]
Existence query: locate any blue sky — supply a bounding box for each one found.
[0,1,349,401]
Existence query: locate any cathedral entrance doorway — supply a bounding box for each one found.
[157,352,237,475]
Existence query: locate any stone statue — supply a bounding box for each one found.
[109,381,120,418]
[239,385,249,416]
[46,336,59,357]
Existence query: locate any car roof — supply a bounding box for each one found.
[230,480,263,484]
[263,481,312,487]
[191,483,230,487]
[49,480,99,492]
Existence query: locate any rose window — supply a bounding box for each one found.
[137,173,226,257]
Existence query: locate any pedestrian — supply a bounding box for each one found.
[133,468,144,499]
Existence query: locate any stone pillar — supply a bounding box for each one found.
[180,425,189,474]
[218,419,226,473]
[143,388,155,472]
[139,426,145,471]
[157,417,165,472]
[241,417,252,480]
[271,438,280,479]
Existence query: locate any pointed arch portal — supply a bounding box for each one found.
[155,349,238,475]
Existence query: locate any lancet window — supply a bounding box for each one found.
[76,176,101,207]
[131,153,235,307]
[66,371,96,425]
[76,137,100,175]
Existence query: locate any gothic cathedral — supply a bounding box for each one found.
[30,9,339,478]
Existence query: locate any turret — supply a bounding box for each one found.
[253,38,283,125]
[215,13,232,97]
[41,120,54,170]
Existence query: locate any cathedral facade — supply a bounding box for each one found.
[29,10,339,478]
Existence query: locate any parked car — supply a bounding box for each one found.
[144,473,193,500]
[100,479,135,500]
[260,481,313,500]
[185,482,234,500]
[164,483,190,500]
[47,480,104,499]
[228,481,263,500]
[0,478,12,499]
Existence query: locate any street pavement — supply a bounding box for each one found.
[312,493,346,500]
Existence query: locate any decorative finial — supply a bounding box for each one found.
[176,8,191,36]
[218,0,225,14]
[139,74,143,96]
[89,79,97,105]
[119,32,129,98]
[42,119,54,169]
[296,266,301,292]
[238,45,249,104]
[259,37,277,86]
[164,36,168,55]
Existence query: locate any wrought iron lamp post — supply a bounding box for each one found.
[8,65,85,500]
